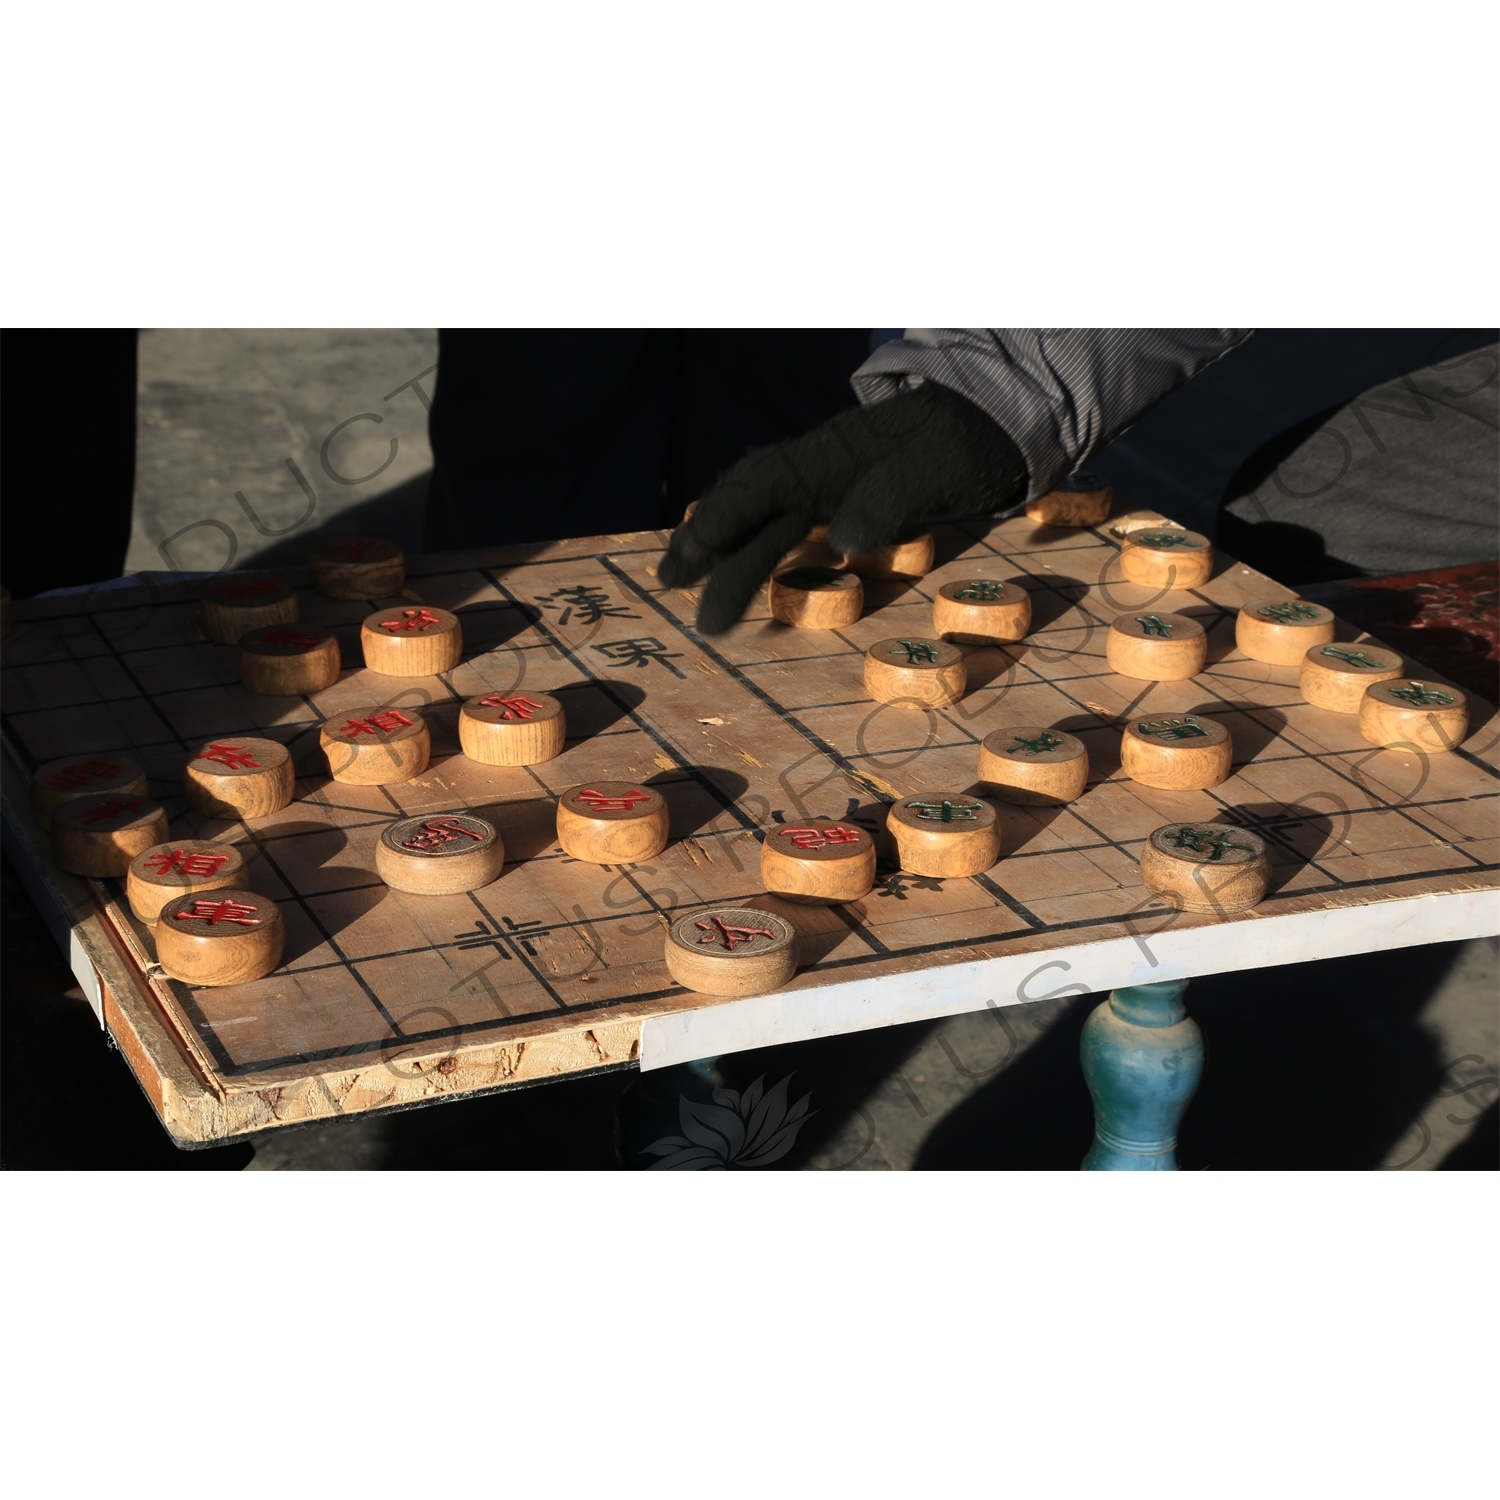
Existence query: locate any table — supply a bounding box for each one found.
[3,515,1496,1162]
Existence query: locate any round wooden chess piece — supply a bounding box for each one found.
[864,636,966,708]
[1140,822,1270,914]
[1106,612,1207,681]
[1300,641,1402,712]
[238,625,341,695]
[664,907,798,997]
[182,737,295,819]
[1118,528,1214,589]
[1026,470,1113,528]
[845,531,935,579]
[977,726,1089,805]
[51,793,171,877]
[556,783,670,864]
[310,535,405,600]
[887,794,1000,878]
[321,707,431,784]
[376,813,505,895]
[932,578,1031,645]
[759,818,876,904]
[31,753,148,830]
[127,840,247,925]
[360,605,463,677]
[1120,714,1233,791]
[1234,598,1336,665]
[155,888,285,986]
[458,691,567,766]
[199,578,299,645]
[1358,679,1470,754]
[768,566,864,629]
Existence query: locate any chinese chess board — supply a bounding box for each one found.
[3,516,1497,1144]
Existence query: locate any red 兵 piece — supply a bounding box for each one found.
[777,825,863,850]
[211,580,281,602]
[173,897,262,926]
[478,695,544,720]
[255,628,323,648]
[46,758,120,789]
[144,849,232,877]
[198,742,261,769]
[695,915,776,951]
[340,710,414,737]
[379,608,441,632]
[574,787,650,811]
[401,816,485,851]
[75,796,144,825]
[326,538,386,561]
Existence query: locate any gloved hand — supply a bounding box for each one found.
[658,382,1029,634]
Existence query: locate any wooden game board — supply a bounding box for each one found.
[3,516,1497,1145]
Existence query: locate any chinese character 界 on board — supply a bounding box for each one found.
[592,638,686,678]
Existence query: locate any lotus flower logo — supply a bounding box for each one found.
[640,1074,815,1170]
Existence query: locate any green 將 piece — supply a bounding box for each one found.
[1137,716,1208,741]
[907,799,982,823]
[1386,681,1457,708]
[1257,601,1321,623]
[1135,614,1171,637]
[1136,532,1203,549]
[1320,645,1386,669]
[1008,731,1063,757]
[891,639,938,664]
[1163,826,1254,861]
[954,581,1005,602]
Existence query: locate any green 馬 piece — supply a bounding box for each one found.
[1137,716,1208,741]
[907,799,982,823]
[891,639,938,664]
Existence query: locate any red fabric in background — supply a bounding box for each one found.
[1300,562,1500,704]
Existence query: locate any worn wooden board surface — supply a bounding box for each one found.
[3,515,1497,1143]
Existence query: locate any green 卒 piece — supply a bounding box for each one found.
[890,639,938,664]
[1386,681,1457,708]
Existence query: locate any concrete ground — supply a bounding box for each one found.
[2,329,1495,1170]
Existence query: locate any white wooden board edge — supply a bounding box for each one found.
[639,889,1500,1070]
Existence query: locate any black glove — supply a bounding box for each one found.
[658,382,1028,634]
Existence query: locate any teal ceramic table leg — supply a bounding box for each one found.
[1080,981,1204,1171]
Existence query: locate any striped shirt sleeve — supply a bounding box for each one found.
[851,328,1254,500]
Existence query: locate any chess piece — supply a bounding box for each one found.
[1118,528,1214,589]
[887,794,1000,878]
[759,818,876,904]
[199,578,299,645]
[155,889,285,986]
[932,578,1032,645]
[977,726,1089,805]
[310,535,405,600]
[1106,612,1207,681]
[51,793,171,877]
[182,737,295,819]
[1358,679,1470,754]
[238,624,342,695]
[556,783,670,864]
[1026,470,1113,528]
[768,566,864,629]
[31,753,148,830]
[1120,714,1233,790]
[664,907,798,997]
[127,840,247,925]
[1234,598,1336,665]
[864,636,967,708]
[458,691,566,766]
[844,531,935,579]
[360,605,463,677]
[1300,641,1402,712]
[1140,822,1271,914]
[321,707,431,784]
[376,813,505,895]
